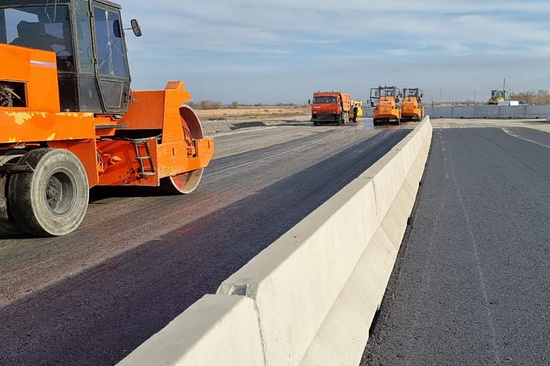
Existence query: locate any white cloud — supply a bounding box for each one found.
[116,0,550,103]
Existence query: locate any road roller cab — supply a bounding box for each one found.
[0,0,214,237]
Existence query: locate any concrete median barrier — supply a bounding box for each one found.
[117,295,264,366]
[499,105,526,119]
[474,105,498,118]
[425,107,452,118]
[118,118,433,366]
[429,105,550,119]
[452,106,474,118]
[526,105,550,119]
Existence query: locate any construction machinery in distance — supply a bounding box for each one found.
[310,91,351,125]
[488,79,507,105]
[488,89,506,105]
[370,86,402,125]
[0,0,214,236]
[401,88,424,122]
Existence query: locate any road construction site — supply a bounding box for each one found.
[1,115,549,365]
[1,1,550,365]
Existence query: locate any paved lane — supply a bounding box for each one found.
[363,126,550,366]
[0,120,411,365]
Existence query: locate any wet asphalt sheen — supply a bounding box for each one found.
[363,127,550,366]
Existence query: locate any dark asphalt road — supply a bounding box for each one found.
[0,121,410,365]
[363,127,550,366]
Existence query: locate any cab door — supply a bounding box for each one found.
[91,2,130,114]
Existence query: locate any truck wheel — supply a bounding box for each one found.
[160,168,204,194]
[8,148,89,237]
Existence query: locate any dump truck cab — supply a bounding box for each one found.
[370,86,401,125]
[401,88,424,122]
[311,91,351,126]
[0,0,135,114]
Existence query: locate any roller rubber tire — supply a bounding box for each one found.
[8,148,89,237]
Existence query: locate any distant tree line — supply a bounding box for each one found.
[509,90,550,105]
[186,100,223,110]
[186,100,303,109]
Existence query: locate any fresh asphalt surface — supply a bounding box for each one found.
[363,126,550,365]
[0,119,411,365]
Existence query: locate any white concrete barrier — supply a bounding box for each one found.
[452,106,475,118]
[118,119,433,366]
[217,118,432,366]
[117,295,264,366]
[526,105,550,119]
[429,105,550,119]
[474,105,497,118]
[499,105,527,119]
[426,107,452,118]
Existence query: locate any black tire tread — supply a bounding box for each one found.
[8,148,89,237]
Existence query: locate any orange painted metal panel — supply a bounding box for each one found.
[0,111,95,143]
[96,138,160,186]
[121,81,192,131]
[0,44,60,112]
[122,90,165,130]
[402,98,423,119]
[375,97,401,120]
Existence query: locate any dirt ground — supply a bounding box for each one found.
[195,106,309,120]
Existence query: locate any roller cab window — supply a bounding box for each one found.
[0,4,75,72]
[93,6,128,78]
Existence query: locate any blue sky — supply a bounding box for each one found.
[117,0,550,105]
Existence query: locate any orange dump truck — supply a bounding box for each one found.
[311,91,351,125]
[401,88,424,121]
[0,0,214,236]
[370,86,402,125]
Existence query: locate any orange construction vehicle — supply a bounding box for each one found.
[310,91,351,126]
[401,88,424,122]
[0,0,214,236]
[370,86,401,125]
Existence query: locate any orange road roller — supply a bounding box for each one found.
[370,85,402,125]
[0,0,214,236]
